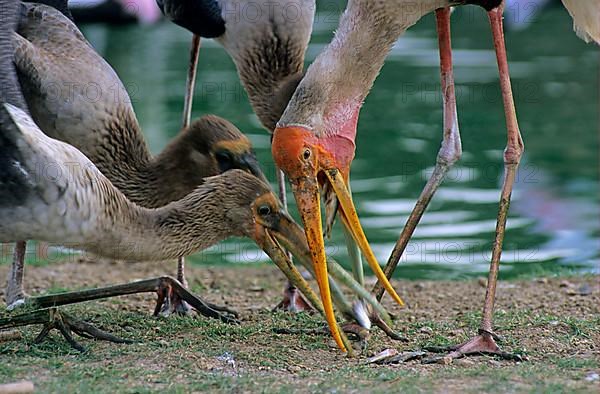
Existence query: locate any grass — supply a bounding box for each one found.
[0,261,598,393]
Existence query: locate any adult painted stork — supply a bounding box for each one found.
[272,0,526,354]
[274,0,598,353]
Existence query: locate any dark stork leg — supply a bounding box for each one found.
[5,241,27,309]
[181,34,200,128]
[0,276,240,351]
[373,7,461,300]
[169,34,201,316]
[1,307,132,352]
[423,2,525,363]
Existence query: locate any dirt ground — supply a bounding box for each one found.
[0,257,598,393]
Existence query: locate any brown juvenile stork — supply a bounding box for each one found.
[6,2,267,310]
[272,0,526,355]
[0,99,379,352]
[0,101,324,327]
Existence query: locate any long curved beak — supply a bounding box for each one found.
[254,226,323,316]
[288,167,405,351]
[253,211,354,354]
[271,209,393,329]
[323,169,405,307]
[289,176,347,351]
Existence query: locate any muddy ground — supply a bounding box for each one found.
[0,257,598,393]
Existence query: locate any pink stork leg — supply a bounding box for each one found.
[424,3,525,363]
[373,7,461,300]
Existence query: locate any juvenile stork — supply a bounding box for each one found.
[7,1,267,309]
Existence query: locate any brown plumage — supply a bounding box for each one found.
[14,3,267,208]
[6,2,267,307]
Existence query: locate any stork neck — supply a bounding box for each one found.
[216,0,312,132]
[87,178,234,261]
[279,0,444,130]
[94,114,212,208]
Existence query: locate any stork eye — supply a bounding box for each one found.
[216,151,233,171]
[257,205,271,216]
[302,149,311,160]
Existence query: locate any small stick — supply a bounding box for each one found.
[0,381,34,394]
[0,330,22,342]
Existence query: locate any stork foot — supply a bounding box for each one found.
[370,310,407,342]
[36,308,132,352]
[5,287,28,311]
[273,285,315,313]
[158,293,192,317]
[0,307,132,352]
[422,330,524,364]
[153,279,238,322]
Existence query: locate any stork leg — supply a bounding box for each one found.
[168,34,202,317]
[373,7,461,300]
[0,276,239,351]
[424,3,525,363]
[1,307,132,352]
[5,241,27,309]
[181,34,201,128]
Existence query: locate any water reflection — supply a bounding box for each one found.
[77,6,598,279]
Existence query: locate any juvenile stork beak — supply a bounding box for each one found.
[240,153,270,185]
[272,126,405,351]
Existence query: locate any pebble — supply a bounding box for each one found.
[578,284,592,296]
[454,358,475,366]
[559,280,573,288]
[0,330,22,342]
[536,278,548,284]
[419,326,433,335]
[585,372,599,382]
[438,356,453,365]
[287,365,301,373]
[487,359,501,367]
[366,349,398,364]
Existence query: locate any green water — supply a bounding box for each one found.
[77,5,598,280]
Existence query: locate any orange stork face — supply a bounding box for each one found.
[272,126,405,352]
